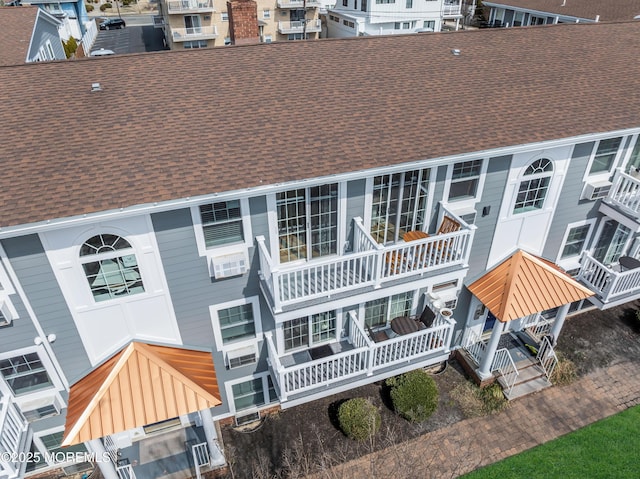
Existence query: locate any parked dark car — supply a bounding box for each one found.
[99,18,126,30]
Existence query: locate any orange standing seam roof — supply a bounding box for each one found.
[62,342,221,446]
[468,250,594,323]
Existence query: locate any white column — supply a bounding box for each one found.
[548,303,570,346]
[87,439,119,479]
[200,408,225,465]
[476,320,505,379]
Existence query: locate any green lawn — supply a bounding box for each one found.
[463,405,640,479]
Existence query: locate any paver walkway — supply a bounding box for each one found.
[308,360,640,479]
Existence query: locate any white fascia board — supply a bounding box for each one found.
[481,2,591,22]
[1,127,639,239]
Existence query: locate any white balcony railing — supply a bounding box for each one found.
[257,209,475,313]
[277,19,322,34]
[266,311,454,400]
[442,1,462,16]
[0,397,29,479]
[578,252,640,304]
[172,26,218,41]
[277,0,322,8]
[606,169,640,217]
[167,0,214,13]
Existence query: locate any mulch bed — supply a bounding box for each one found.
[221,300,640,479]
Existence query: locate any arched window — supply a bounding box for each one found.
[513,159,553,214]
[80,234,144,302]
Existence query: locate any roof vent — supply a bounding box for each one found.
[91,82,102,92]
[451,48,461,56]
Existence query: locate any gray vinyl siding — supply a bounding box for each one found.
[29,16,65,62]
[465,155,512,280]
[0,271,38,350]
[151,206,271,416]
[2,235,91,384]
[429,165,448,233]
[345,179,366,252]
[542,142,599,261]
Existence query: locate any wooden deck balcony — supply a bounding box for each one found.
[266,311,455,402]
[577,252,640,308]
[0,397,29,479]
[257,209,475,313]
[602,169,640,221]
[166,0,214,14]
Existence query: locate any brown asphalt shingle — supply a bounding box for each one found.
[483,0,640,22]
[1,21,640,229]
[0,6,39,66]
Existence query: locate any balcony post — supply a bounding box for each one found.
[476,319,505,379]
[88,439,119,479]
[548,303,570,346]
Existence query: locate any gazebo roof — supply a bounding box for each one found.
[468,250,593,322]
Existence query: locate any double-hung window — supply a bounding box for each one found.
[199,200,244,248]
[218,303,255,344]
[561,224,591,259]
[448,160,482,201]
[513,159,553,214]
[589,137,622,175]
[0,353,53,396]
[80,234,144,302]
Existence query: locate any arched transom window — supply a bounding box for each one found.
[513,159,553,214]
[80,234,144,302]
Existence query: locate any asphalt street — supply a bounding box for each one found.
[90,22,167,55]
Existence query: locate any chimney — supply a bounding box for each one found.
[227,0,260,45]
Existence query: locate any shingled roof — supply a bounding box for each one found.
[483,0,640,22]
[1,22,640,230]
[0,6,40,66]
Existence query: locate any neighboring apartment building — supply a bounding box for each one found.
[326,0,465,37]
[158,0,322,49]
[0,6,65,65]
[482,0,640,28]
[1,20,640,479]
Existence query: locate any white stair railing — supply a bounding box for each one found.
[462,329,486,366]
[491,348,519,396]
[192,442,210,479]
[116,463,136,479]
[536,336,558,381]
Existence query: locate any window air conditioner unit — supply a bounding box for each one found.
[226,345,258,369]
[210,251,249,279]
[581,180,612,201]
[22,395,61,422]
[235,410,260,426]
[444,299,458,310]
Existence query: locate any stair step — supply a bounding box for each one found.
[503,376,552,401]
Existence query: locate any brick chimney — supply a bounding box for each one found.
[227,0,260,46]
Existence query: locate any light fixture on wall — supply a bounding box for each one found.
[34,334,57,345]
[482,206,491,217]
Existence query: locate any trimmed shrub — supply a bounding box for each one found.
[122,0,132,5]
[62,37,78,58]
[99,3,112,11]
[386,369,438,422]
[338,398,381,441]
[85,3,94,11]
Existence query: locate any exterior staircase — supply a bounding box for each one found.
[498,352,551,400]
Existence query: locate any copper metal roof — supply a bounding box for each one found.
[468,250,594,322]
[2,22,640,229]
[483,0,640,22]
[62,342,221,446]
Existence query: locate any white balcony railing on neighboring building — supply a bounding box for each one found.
[81,19,98,56]
[277,0,322,8]
[442,1,462,16]
[0,397,29,479]
[172,26,218,41]
[257,209,475,313]
[277,19,322,34]
[266,311,455,400]
[578,252,640,304]
[167,0,214,14]
[605,169,640,217]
